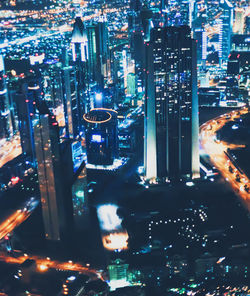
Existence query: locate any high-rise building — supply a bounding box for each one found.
[60,48,79,139]
[15,79,43,162]
[233,7,245,34]
[193,28,207,65]
[83,108,118,166]
[0,55,13,139]
[108,259,130,291]
[87,19,110,88]
[34,110,72,241]
[218,0,233,63]
[71,16,88,131]
[144,26,200,181]
[167,0,190,27]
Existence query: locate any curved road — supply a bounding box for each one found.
[200,107,250,211]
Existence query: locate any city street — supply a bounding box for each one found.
[0,198,39,241]
[0,134,22,168]
[200,107,250,211]
[0,252,103,280]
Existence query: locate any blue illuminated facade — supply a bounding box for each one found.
[83,108,118,165]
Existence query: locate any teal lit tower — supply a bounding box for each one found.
[87,19,110,88]
[144,26,200,181]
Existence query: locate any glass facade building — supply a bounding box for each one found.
[144,26,200,181]
[83,108,118,165]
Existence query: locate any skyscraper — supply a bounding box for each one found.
[144,26,200,181]
[219,0,233,63]
[71,16,88,132]
[193,28,207,66]
[34,110,71,241]
[0,55,13,139]
[83,108,118,166]
[61,48,79,139]
[87,19,110,89]
[15,79,42,162]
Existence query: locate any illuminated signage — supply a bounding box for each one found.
[91,134,102,143]
[30,53,45,66]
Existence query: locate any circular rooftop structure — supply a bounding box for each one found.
[83,108,116,124]
[28,81,40,91]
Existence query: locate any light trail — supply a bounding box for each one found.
[200,107,250,211]
[0,252,103,280]
[0,198,39,241]
[0,133,22,168]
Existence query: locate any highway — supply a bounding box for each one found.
[0,198,104,280]
[0,134,22,168]
[0,252,103,280]
[200,107,250,211]
[0,198,39,241]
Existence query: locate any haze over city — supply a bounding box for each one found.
[0,0,249,295]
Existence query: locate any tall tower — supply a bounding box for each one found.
[34,110,70,241]
[61,48,79,139]
[71,16,88,131]
[193,28,207,66]
[144,26,200,181]
[87,19,110,89]
[15,79,42,162]
[219,0,233,63]
[0,55,13,139]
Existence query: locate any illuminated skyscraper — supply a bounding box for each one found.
[144,26,200,181]
[61,48,79,138]
[15,79,42,162]
[34,112,71,241]
[0,55,13,139]
[87,19,110,88]
[71,16,88,131]
[218,0,233,63]
[193,28,207,65]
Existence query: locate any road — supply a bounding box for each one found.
[0,252,103,280]
[200,107,250,211]
[0,197,104,279]
[0,134,22,168]
[0,198,39,241]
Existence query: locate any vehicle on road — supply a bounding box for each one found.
[236,174,241,182]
